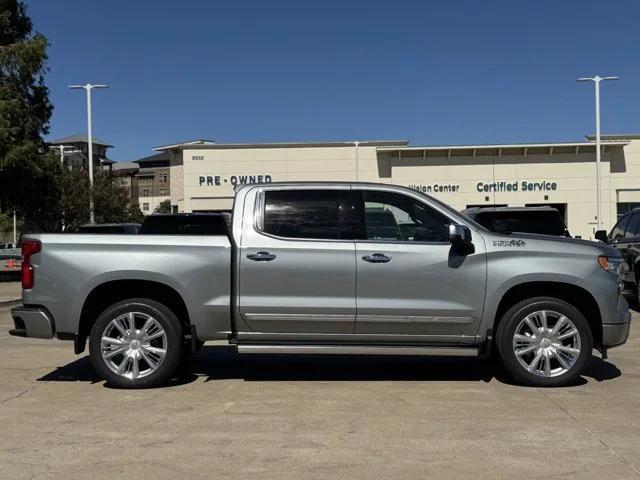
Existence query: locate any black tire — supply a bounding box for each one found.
[89,298,184,389]
[496,297,593,387]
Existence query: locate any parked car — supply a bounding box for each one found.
[596,208,640,302]
[139,213,230,235]
[10,182,630,388]
[77,223,141,234]
[462,206,570,237]
[0,242,21,259]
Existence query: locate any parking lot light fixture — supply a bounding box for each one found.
[577,75,619,231]
[69,83,109,224]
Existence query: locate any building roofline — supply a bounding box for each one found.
[132,152,170,164]
[152,139,216,151]
[585,133,640,141]
[378,140,628,152]
[153,139,409,151]
[49,134,113,148]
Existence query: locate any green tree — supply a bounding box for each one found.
[92,170,130,224]
[126,202,145,223]
[154,199,172,214]
[59,169,143,231]
[59,168,90,232]
[0,0,58,229]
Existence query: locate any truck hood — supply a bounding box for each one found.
[482,231,621,257]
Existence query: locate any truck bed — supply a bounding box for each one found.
[22,233,233,340]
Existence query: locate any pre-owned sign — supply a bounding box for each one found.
[199,175,273,186]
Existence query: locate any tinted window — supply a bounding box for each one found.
[624,214,640,239]
[360,191,450,242]
[263,190,349,240]
[610,214,631,240]
[473,211,566,236]
[140,215,229,235]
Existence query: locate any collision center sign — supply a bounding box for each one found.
[408,179,559,194]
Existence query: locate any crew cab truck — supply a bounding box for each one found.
[10,182,631,388]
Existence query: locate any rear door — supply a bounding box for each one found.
[353,187,487,340]
[238,187,357,334]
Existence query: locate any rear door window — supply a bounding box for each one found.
[262,190,353,240]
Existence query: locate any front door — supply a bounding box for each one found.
[353,187,487,340]
[238,187,356,334]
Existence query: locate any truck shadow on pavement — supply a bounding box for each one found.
[37,346,621,388]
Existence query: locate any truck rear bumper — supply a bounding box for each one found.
[601,295,631,348]
[10,305,55,339]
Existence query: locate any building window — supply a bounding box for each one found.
[158,173,167,182]
[159,188,167,195]
[142,189,149,196]
[142,203,149,211]
[617,202,640,220]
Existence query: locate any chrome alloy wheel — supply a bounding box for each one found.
[100,312,167,380]
[512,310,582,378]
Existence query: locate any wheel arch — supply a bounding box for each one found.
[493,281,603,347]
[78,279,191,341]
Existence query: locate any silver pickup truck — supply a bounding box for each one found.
[10,182,631,388]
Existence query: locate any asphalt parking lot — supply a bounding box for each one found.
[1,305,639,480]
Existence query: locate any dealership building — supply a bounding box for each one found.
[152,133,640,239]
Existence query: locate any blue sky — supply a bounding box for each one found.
[28,0,640,161]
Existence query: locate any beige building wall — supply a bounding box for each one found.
[139,195,171,215]
[165,138,640,240]
[180,145,381,212]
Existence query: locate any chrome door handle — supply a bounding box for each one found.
[247,251,277,261]
[362,253,392,263]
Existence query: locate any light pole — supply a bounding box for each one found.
[69,83,108,223]
[577,75,619,231]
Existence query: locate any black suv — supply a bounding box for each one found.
[596,209,640,302]
[462,206,570,237]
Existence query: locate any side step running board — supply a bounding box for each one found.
[237,345,479,356]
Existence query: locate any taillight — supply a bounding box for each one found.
[21,240,41,289]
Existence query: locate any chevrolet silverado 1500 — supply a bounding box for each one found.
[10,182,631,388]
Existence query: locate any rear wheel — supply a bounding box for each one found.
[89,298,183,388]
[496,297,592,387]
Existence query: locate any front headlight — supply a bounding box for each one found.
[598,256,624,276]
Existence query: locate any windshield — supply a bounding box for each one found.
[410,189,489,232]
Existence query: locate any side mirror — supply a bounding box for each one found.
[449,224,472,246]
[594,230,608,242]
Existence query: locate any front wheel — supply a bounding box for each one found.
[89,298,184,388]
[496,297,593,387]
